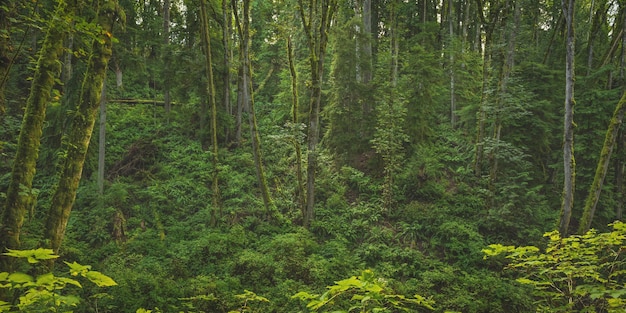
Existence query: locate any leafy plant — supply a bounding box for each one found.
[483,221,626,312]
[0,249,116,312]
[293,269,435,312]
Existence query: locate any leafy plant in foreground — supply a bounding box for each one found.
[483,221,626,312]
[293,269,435,312]
[0,248,116,312]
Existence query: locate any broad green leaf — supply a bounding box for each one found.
[3,248,58,263]
[85,271,117,287]
[8,272,33,284]
[64,261,91,276]
[0,300,10,312]
[56,276,82,288]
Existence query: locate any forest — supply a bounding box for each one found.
[2,0,626,312]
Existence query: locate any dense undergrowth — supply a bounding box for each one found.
[1,102,560,312]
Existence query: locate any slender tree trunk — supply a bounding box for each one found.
[115,60,123,88]
[200,0,220,218]
[233,0,275,216]
[45,0,120,254]
[235,67,244,144]
[449,0,456,127]
[0,0,13,116]
[98,81,106,195]
[578,92,626,233]
[222,0,232,141]
[0,2,68,266]
[559,0,576,236]
[298,0,338,227]
[361,0,372,84]
[474,35,490,177]
[163,0,171,117]
[287,35,306,213]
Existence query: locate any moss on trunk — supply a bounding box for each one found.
[578,92,626,234]
[45,0,122,254]
[0,2,67,268]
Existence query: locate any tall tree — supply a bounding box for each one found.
[45,0,123,254]
[162,0,172,116]
[199,0,220,219]
[578,92,626,233]
[559,0,576,236]
[298,0,338,227]
[222,0,232,142]
[0,1,69,267]
[287,34,306,213]
[232,0,275,216]
[0,0,13,115]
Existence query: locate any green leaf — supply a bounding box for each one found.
[84,271,117,287]
[64,261,91,276]
[3,248,58,263]
[8,273,33,284]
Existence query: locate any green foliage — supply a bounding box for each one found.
[0,249,116,312]
[294,269,434,313]
[484,221,626,312]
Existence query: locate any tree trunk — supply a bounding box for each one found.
[0,0,13,116]
[559,0,576,236]
[163,0,171,117]
[578,92,626,233]
[298,0,338,228]
[0,2,67,266]
[287,35,306,213]
[98,81,106,195]
[45,0,120,254]
[449,0,456,127]
[222,0,232,141]
[200,0,220,218]
[361,0,373,84]
[233,0,275,216]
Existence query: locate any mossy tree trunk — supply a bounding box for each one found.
[199,0,220,220]
[44,0,122,254]
[298,0,338,228]
[233,0,275,216]
[287,35,306,213]
[578,92,626,234]
[560,0,576,236]
[0,0,13,116]
[0,2,68,269]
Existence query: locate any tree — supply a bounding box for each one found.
[0,0,13,116]
[232,0,275,216]
[298,0,338,227]
[199,0,220,220]
[286,34,306,213]
[578,91,626,234]
[45,0,123,254]
[559,0,576,236]
[1,1,70,268]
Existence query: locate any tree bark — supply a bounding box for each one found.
[578,92,626,234]
[200,0,220,218]
[559,0,576,236]
[0,0,13,116]
[287,35,306,214]
[98,81,106,195]
[163,0,171,117]
[298,0,338,227]
[0,2,67,265]
[222,0,232,141]
[233,0,275,216]
[45,0,121,254]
